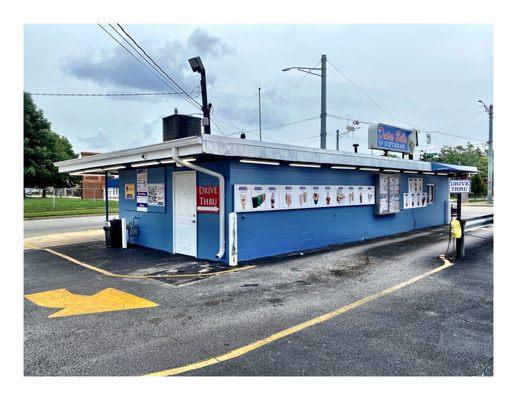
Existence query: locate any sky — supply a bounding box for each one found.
[24,24,493,157]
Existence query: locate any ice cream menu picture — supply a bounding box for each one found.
[403,177,428,209]
[234,184,375,213]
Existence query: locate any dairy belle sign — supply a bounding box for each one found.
[197,185,220,213]
[449,180,471,193]
[368,123,415,154]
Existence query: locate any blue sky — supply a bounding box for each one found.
[24,24,493,156]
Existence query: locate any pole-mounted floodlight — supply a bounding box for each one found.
[189,56,210,134]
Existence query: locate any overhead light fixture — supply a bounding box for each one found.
[437,173,448,176]
[423,172,435,175]
[383,169,400,173]
[70,171,85,176]
[131,161,160,168]
[331,165,356,170]
[159,159,176,164]
[181,157,196,163]
[240,159,280,166]
[359,167,380,171]
[82,168,104,173]
[103,165,126,171]
[289,163,321,168]
[403,170,418,174]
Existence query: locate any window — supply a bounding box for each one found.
[427,184,435,204]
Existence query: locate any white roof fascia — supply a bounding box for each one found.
[201,134,433,171]
[55,136,202,173]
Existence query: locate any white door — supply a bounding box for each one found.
[173,171,197,257]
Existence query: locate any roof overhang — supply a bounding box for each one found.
[431,162,478,174]
[55,134,475,174]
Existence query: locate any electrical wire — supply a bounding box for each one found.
[238,116,320,135]
[27,92,182,96]
[97,24,186,97]
[115,24,201,109]
[107,24,200,111]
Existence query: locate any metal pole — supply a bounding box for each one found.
[258,87,262,141]
[320,54,327,150]
[487,104,493,204]
[200,71,211,134]
[336,129,340,151]
[104,171,109,222]
[456,193,465,259]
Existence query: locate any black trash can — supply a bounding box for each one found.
[103,219,122,248]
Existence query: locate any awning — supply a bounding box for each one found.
[431,162,478,174]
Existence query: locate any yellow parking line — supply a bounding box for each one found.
[25,244,255,279]
[145,256,453,376]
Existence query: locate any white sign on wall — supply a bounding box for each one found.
[449,179,471,193]
[234,184,375,213]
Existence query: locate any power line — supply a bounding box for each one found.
[115,24,201,109]
[235,116,320,135]
[236,61,321,134]
[27,92,182,97]
[97,24,185,97]
[107,24,200,111]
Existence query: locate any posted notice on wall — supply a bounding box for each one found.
[125,183,135,200]
[136,169,148,212]
[148,183,165,206]
[234,184,375,213]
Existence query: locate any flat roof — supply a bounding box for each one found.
[55,134,477,174]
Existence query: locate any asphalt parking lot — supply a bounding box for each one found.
[24,224,493,376]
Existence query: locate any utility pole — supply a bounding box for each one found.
[258,87,262,141]
[320,54,327,149]
[282,54,327,149]
[336,129,340,151]
[479,100,494,204]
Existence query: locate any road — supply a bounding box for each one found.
[24,214,117,238]
[24,223,493,376]
[460,204,493,219]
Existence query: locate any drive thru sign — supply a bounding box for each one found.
[197,186,220,213]
[449,180,471,193]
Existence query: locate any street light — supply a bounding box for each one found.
[283,54,327,149]
[189,56,211,134]
[478,100,494,204]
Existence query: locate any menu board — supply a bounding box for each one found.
[375,174,401,215]
[234,184,375,213]
[403,177,428,209]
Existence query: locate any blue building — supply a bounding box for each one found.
[56,134,476,265]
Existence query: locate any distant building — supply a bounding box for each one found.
[79,152,118,200]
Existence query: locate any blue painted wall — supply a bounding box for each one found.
[230,161,449,262]
[118,161,231,262]
[118,159,449,264]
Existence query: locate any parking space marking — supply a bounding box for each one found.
[24,243,256,279]
[25,287,158,318]
[145,256,453,376]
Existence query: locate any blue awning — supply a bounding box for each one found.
[431,162,478,173]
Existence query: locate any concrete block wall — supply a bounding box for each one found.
[229,161,449,262]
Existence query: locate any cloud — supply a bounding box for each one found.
[78,128,112,151]
[62,28,233,96]
[187,28,235,58]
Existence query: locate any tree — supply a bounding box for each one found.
[24,92,80,191]
[420,142,488,195]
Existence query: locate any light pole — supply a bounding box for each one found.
[189,56,211,134]
[479,100,493,204]
[283,54,327,149]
